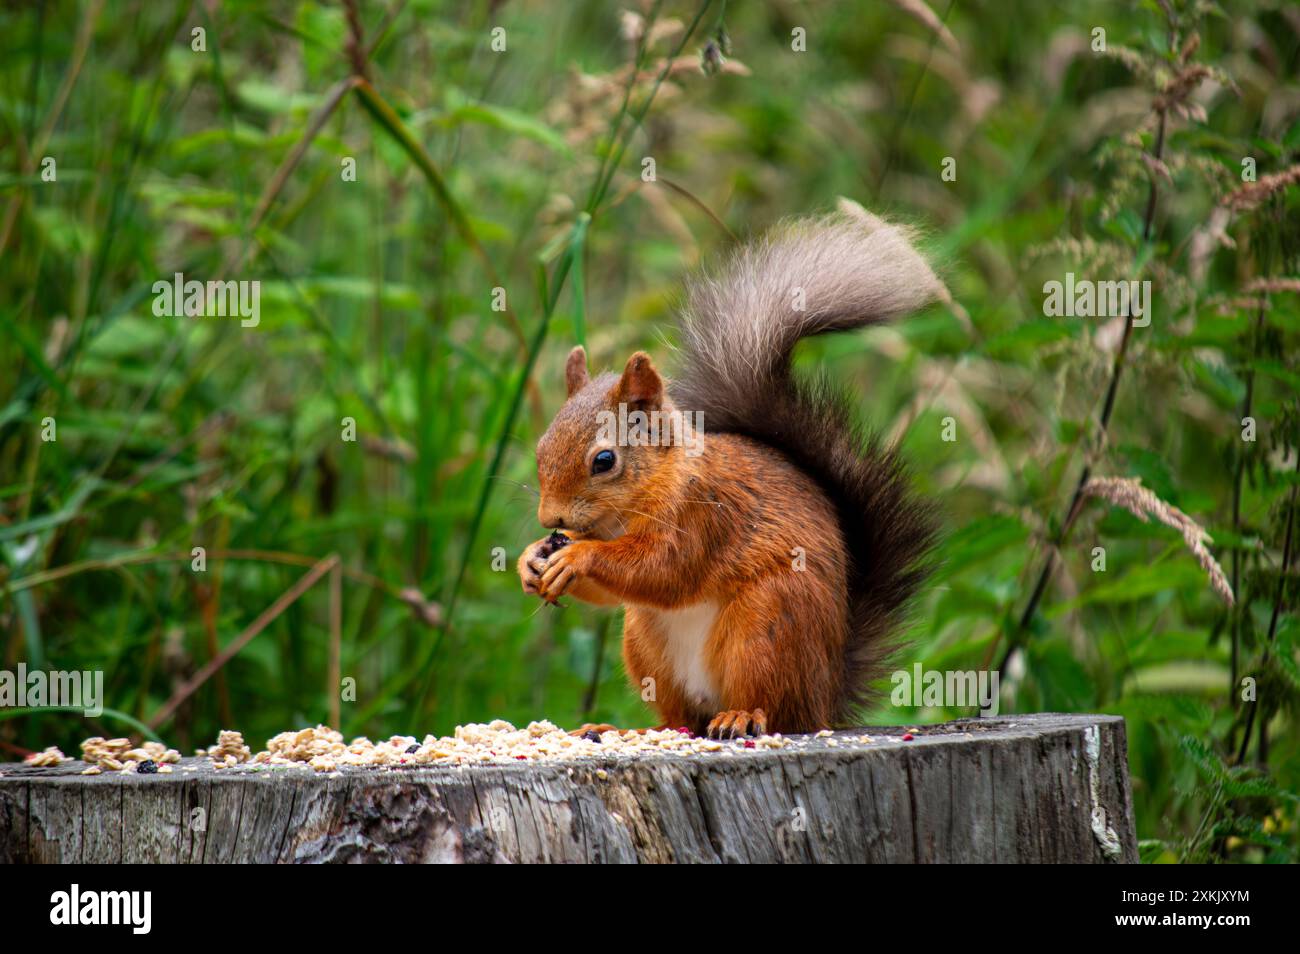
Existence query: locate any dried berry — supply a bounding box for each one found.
[137,759,158,774]
[742,740,756,749]
[537,530,571,559]
[582,730,602,743]
[902,733,914,741]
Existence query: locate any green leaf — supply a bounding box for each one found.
[1027,640,1093,709]
[933,514,1029,582]
[981,318,1075,358]
[235,81,326,115]
[438,102,572,156]
[1251,358,1300,393]
[0,309,70,399]
[1048,560,1207,616]
[1179,735,1228,783]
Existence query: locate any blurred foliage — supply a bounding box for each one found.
[1,0,1298,862]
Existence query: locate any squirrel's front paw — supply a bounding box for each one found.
[518,538,551,596]
[519,531,571,598]
[537,542,588,604]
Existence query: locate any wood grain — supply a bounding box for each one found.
[0,713,1138,864]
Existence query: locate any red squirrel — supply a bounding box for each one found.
[519,208,941,738]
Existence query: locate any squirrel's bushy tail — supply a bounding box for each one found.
[674,206,941,719]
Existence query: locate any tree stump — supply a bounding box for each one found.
[0,713,1137,863]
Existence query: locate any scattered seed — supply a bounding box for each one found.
[23,717,813,776]
[24,746,69,767]
[80,738,181,772]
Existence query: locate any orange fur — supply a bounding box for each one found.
[519,350,850,735]
[519,213,939,737]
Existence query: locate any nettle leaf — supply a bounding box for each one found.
[1177,311,1240,348]
[1249,136,1283,159]
[1251,358,1300,393]
[1124,630,1216,667]
[1138,839,1175,864]
[1283,118,1300,149]
[922,630,999,672]
[1049,560,1206,615]
[1276,615,1298,652]
[1179,735,1228,784]
[1109,694,1213,733]
[1054,417,1085,445]
[1221,774,1296,802]
[1105,207,1145,245]
[1188,355,1246,408]
[1116,444,1177,500]
[1264,306,1300,334]
[1268,642,1300,693]
[981,318,1076,359]
[1028,641,1094,709]
[294,2,347,81]
[932,514,1030,582]
[931,582,1006,631]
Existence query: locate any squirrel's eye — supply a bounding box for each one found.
[591,449,616,475]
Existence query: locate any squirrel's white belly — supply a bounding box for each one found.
[651,601,721,711]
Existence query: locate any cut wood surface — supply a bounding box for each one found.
[0,713,1137,863]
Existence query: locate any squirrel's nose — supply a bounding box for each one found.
[538,508,566,530]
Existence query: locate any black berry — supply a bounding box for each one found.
[405,744,420,754]
[137,760,158,774]
[538,531,571,558]
[582,730,602,743]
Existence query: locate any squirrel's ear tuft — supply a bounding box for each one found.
[565,345,589,398]
[614,351,663,408]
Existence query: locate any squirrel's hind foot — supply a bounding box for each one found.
[706,709,768,739]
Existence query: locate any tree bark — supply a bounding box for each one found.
[0,713,1138,863]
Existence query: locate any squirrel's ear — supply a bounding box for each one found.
[614,351,663,409]
[564,345,589,398]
